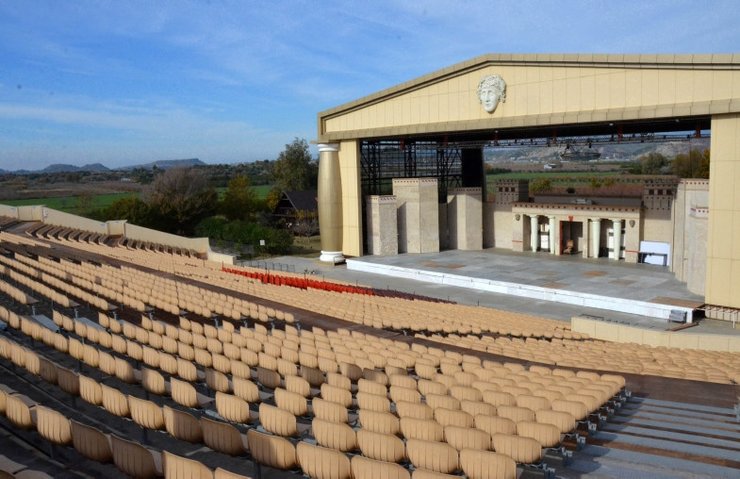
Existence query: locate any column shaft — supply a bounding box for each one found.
[529,215,539,252]
[590,219,601,258]
[317,144,344,263]
[612,219,622,260]
[548,216,556,254]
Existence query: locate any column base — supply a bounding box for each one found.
[320,251,345,264]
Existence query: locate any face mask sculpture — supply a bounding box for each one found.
[477,74,506,113]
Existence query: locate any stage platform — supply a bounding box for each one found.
[347,249,704,323]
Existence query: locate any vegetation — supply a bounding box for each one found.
[672,148,710,178]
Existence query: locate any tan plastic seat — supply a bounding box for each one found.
[481,391,516,407]
[171,377,213,409]
[311,418,357,452]
[200,417,249,456]
[214,468,252,479]
[358,378,387,396]
[206,369,232,393]
[162,451,213,479]
[70,420,112,463]
[474,414,517,436]
[444,425,491,451]
[356,391,391,412]
[491,433,543,464]
[275,388,308,416]
[356,429,406,463]
[232,377,260,403]
[35,405,71,445]
[434,407,473,428]
[301,366,325,387]
[110,433,163,478]
[142,368,170,396]
[460,400,496,418]
[163,406,203,443]
[496,405,535,423]
[255,366,281,390]
[551,399,589,421]
[535,409,576,434]
[312,398,349,424]
[246,429,297,470]
[285,375,312,398]
[296,442,351,479]
[400,417,444,442]
[258,403,301,437]
[215,392,254,424]
[390,385,421,404]
[327,372,352,391]
[396,401,433,420]
[406,439,459,474]
[56,365,80,396]
[6,394,37,429]
[459,449,517,479]
[101,385,130,418]
[129,395,165,430]
[351,455,410,479]
[79,375,103,406]
[358,410,400,435]
[516,421,561,448]
[321,383,352,408]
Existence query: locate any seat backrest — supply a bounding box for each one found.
[255,366,281,390]
[6,394,36,429]
[449,385,482,403]
[35,405,71,445]
[79,375,103,406]
[350,455,410,479]
[55,365,80,396]
[101,385,130,418]
[515,421,561,448]
[357,378,387,396]
[321,383,352,408]
[491,433,543,464]
[312,418,357,452]
[70,420,112,462]
[141,368,168,396]
[114,357,138,384]
[443,425,490,451]
[356,391,391,412]
[355,429,405,463]
[535,409,576,434]
[405,439,459,474]
[296,442,351,479]
[424,394,460,411]
[129,395,165,430]
[163,450,214,479]
[473,414,516,436]
[163,406,203,443]
[389,374,417,390]
[275,387,308,417]
[357,410,400,435]
[481,390,516,407]
[200,417,247,456]
[206,369,231,393]
[214,468,251,479]
[551,399,589,421]
[170,377,198,408]
[258,403,297,437]
[396,401,433,420]
[246,429,297,470]
[496,405,535,423]
[434,407,473,428]
[389,385,421,404]
[312,397,348,424]
[215,392,251,424]
[400,417,444,442]
[301,365,325,387]
[110,433,162,478]
[327,372,352,390]
[459,449,516,479]
[285,375,311,398]
[459,400,496,418]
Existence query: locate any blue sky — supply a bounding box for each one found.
[0,0,738,171]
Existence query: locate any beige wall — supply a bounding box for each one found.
[43,207,109,234]
[320,54,740,142]
[338,140,363,257]
[572,315,740,352]
[706,113,740,308]
[672,180,709,295]
[641,209,673,244]
[124,223,209,254]
[0,204,19,218]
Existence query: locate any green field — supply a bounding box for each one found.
[216,184,273,200]
[1,192,138,214]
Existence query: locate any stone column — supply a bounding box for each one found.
[582,218,590,258]
[529,215,539,252]
[612,219,622,260]
[590,218,601,258]
[548,216,556,254]
[317,143,344,263]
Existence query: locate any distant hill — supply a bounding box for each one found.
[118,158,205,171]
[41,163,110,173]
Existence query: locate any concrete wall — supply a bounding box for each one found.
[642,208,673,244]
[0,204,19,218]
[672,180,709,295]
[393,178,439,254]
[338,140,363,258]
[572,315,740,352]
[366,195,398,256]
[438,203,448,251]
[482,201,495,248]
[707,113,740,308]
[207,251,235,265]
[124,223,209,254]
[492,207,513,249]
[43,207,109,234]
[447,188,482,251]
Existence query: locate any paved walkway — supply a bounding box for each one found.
[265,249,739,336]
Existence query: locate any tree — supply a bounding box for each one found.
[221,175,257,221]
[145,167,218,235]
[102,197,152,226]
[672,148,710,178]
[272,138,317,191]
[637,152,669,175]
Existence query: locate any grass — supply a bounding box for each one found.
[216,184,273,200]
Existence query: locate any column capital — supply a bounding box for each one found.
[317,143,340,153]
[611,218,623,224]
[590,217,601,222]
